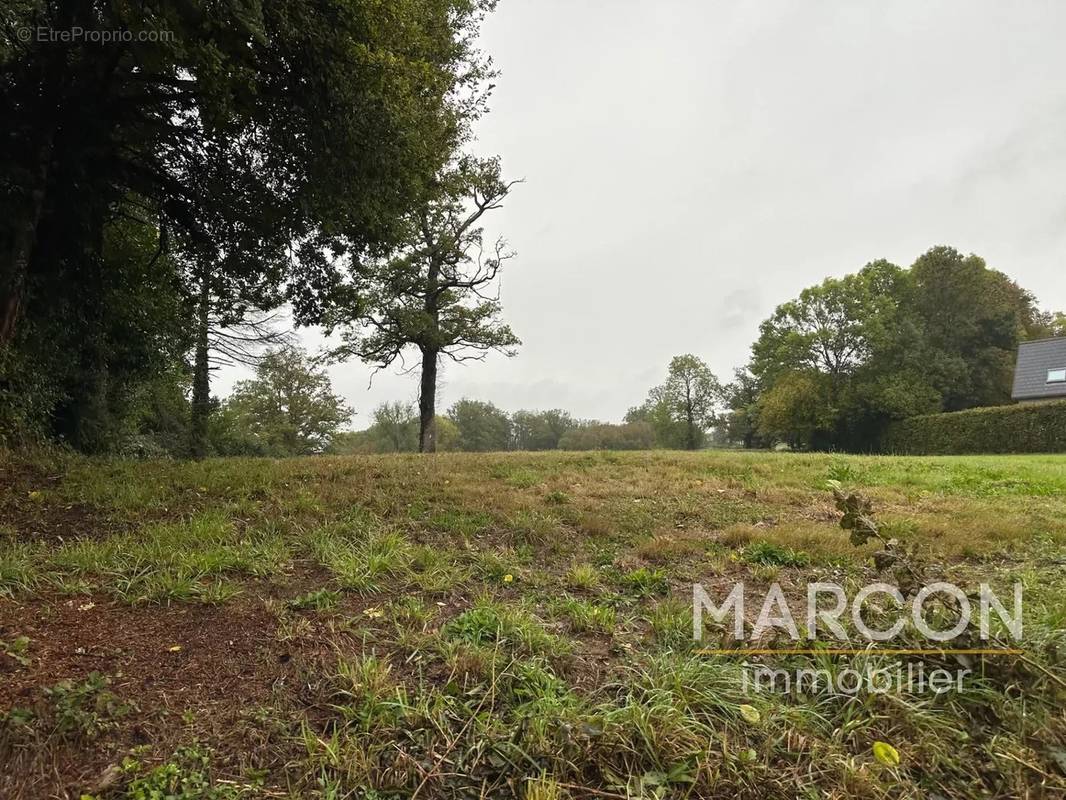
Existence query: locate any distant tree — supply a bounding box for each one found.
[624,399,681,448]
[756,372,834,450]
[748,258,937,449]
[434,415,461,451]
[558,422,656,451]
[326,157,521,453]
[220,347,351,456]
[327,404,454,455]
[448,398,512,452]
[511,409,577,450]
[742,247,1054,450]
[369,402,420,453]
[1034,311,1066,338]
[634,355,722,450]
[750,262,907,387]
[721,368,763,449]
[326,428,376,455]
[1053,313,1066,337]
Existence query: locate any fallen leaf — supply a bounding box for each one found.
[738,704,761,725]
[872,740,900,766]
[168,645,183,652]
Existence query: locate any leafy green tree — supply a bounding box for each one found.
[325,156,521,453]
[0,215,193,451]
[219,347,351,456]
[448,398,512,452]
[434,415,461,451]
[721,368,763,449]
[756,372,834,450]
[369,402,420,453]
[624,399,682,448]
[632,355,722,450]
[910,246,1043,411]
[511,409,576,450]
[1,1,497,452]
[751,262,909,386]
[1051,313,1066,337]
[745,248,1052,450]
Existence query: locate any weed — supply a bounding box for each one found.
[0,635,31,666]
[620,566,669,597]
[565,563,602,591]
[444,598,567,657]
[288,588,341,611]
[646,598,692,650]
[124,746,238,800]
[44,672,130,739]
[741,540,809,567]
[545,490,570,505]
[555,597,617,634]
[523,775,565,800]
[0,542,38,595]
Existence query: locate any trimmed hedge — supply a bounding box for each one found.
[880,400,1066,455]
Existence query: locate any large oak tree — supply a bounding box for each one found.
[326,156,521,452]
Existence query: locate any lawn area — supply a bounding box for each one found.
[1,449,1064,799]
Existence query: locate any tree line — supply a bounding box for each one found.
[2,6,1059,457]
[722,246,1064,451]
[338,245,1062,456]
[179,347,724,457]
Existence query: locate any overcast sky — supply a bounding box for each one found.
[219,0,1066,427]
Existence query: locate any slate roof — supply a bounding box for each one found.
[1012,338,1066,401]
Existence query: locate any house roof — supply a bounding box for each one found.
[1012,337,1066,400]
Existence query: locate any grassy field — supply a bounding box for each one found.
[1,449,1064,799]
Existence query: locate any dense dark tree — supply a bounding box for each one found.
[1,0,496,450]
[910,246,1046,411]
[1,0,494,338]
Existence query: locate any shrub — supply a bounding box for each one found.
[880,401,1066,455]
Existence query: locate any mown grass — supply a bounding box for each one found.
[0,449,1064,798]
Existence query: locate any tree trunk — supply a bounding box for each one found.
[685,385,697,450]
[190,274,211,459]
[418,346,438,453]
[0,136,53,345]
